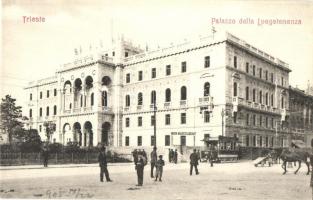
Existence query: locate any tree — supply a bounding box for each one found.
[20,129,42,152]
[0,95,24,143]
[43,121,56,143]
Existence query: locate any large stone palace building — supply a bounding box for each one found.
[25,32,301,149]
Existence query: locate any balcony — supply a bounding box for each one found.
[150,104,157,111]
[100,106,112,112]
[63,110,71,114]
[124,107,130,112]
[164,102,171,109]
[199,96,213,106]
[137,105,143,110]
[84,107,92,112]
[73,108,81,113]
[179,100,187,107]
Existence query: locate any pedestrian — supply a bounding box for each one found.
[170,149,174,163]
[132,149,138,165]
[208,150,214,167]
[142,149,147,160]
[190,149,199,175]
[42,147,49,167]
[98,147,113,182]
[155,155,165,182]
[135,155,145,186]
[197,149,201,163]
[174,149,178,164]
[310,155,313,196]
[150,147,158,178]
[168,149,172,163]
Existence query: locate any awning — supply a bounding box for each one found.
[291,140,306,148]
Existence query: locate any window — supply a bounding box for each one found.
[138,117,142,127]
[166,65,171,76]
[259,68,262,79]
[165,135,170,146]
[233,82,237,97]
[138,93,143,105]
[271,137,274,147]
[246,135,250,146]
[40,92,42,99]
[69,103,72,109]
[204,82,210,96]
[260,136,263,147]
[39,125,42,132]
[259,116,262,127]
[253,135,257,147]
[181,113,186,124]
[138,71,143,81]
[151,91,156,104]
[245,62,249,73]
[259,91,262,104]
[252,65,256,76]
[30,93,32,100]
[245,87,249,100]
[271,73,274,83]
[204,56,210,68]
[265,136,269,147]
[180,86,187,100]
[246,113,250,125]
[265,70,268,81]
[137,136,142,146]
[281,77,284,86]
[270,94,274,106]
[112,51,115,56]
[102,91,108,107]
[204,111,210,123]
[91,93,94,106]
[39,107,42,117]
[126,73,130,83]
[151,136,155,146]
[181,136,186,146]
[125,52,129,57]
[165,114,171,125]
[81,95,83,107]
[281,97,284,109]
[29,109,32,118]
[181,61,187,73]
[151,116,155,126]
[252,89,256,102]
[125,136,129,146]
[265,93,269,105]
[165,89,171,102]
[253,114,256,126]
[151,68,156,78]
[271,118,274,128]
[46,107,49,116]
[233,56,237,68]
[125,118,130,127]
[47,90,50,98]
[125,95,130,107]
[53,105,57,115]
[54,89,57,96]
[265,117,268,128]
[233,112,237,123]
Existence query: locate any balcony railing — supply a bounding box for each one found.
[137,105,143,110]
[124,107,130,112]
[199,96,213,105]
[73,108,81,113]
[100,106,112,112]
[164,102,171,109]
[180,100,187,107]
[63,110,71,114]
[84,107,92,112]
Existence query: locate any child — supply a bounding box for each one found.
[155,155,165,182]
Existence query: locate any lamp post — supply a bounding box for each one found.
[153,100,157,147]
[221,108,225,137]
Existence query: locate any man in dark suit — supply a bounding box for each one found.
[135,155,145,186]
[42,148,49,167]
[190,149,199,175]
[150,147,158,178]
[98,147,112,182]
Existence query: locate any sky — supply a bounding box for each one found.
[1,0,313,112]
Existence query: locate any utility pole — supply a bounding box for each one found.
[221,108,225,137]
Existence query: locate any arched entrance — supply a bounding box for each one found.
[84,121,93,146]
[62,123,71,145]
[101,122,111,146]
[73,122,82,146]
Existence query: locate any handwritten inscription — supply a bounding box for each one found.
[45,188,94,198]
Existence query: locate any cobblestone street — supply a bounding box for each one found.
[0,161,310,199]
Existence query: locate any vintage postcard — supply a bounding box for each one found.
[1,0,313,199]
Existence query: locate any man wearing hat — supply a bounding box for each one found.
[98,147,112,182]
[155,155,165,182]
[150,146,158,178]
[190,149,199,175]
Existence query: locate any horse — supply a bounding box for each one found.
[279,148,311,175]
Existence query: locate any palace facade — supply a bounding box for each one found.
[24,32,294,149]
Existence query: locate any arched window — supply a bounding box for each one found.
[138,93,143,105]
[252,89,256,102]
[265,93,269,105]
[233,82,237,97]
[281,96,284,109]
[80,95,83,107]
[204,82,210,96]
[259,91,262,104]
[91,93,94,106]
[29,109,32,118]
[126,95,130,107]
[53,105,57,115]
[245,87,249,100]
[46,106,49,116]
[39,107,42,116]
[165,89,171,102]
[180,86,187,100]
[151,91,156,104]
[102,91,108,107]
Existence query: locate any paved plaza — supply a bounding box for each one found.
[0,161,311,200]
